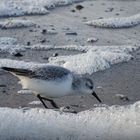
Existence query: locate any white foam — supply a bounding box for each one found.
[0,37,18,45]
[0,44,90,55]
[0,0,82,17]
[0,101,140,140]
[0,44,138,74]
[29,101,41,105]
[0,45,25,55]
[27,44,88,52]
[86,14,140,28]
[17,90,33,95]
[0,19,36,29]
[49,45,138,74]
[87,37,99,43]
[0,59,48,71]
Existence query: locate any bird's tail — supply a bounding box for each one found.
[1,67,32,76]
[2,67,18,72]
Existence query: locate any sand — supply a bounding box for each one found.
[0,0,140,112]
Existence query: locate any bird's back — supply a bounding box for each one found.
[34,65,71,80]
[2,65,71,81]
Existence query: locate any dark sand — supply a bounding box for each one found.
[0,0,140,112]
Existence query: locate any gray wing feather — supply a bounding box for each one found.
[30,66,71,80]
[2,65,71,80]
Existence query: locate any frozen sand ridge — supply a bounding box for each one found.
[0,101,140,140]
[0,0,82,17]
[86,14,140,28]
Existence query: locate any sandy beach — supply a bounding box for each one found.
[0,0,140,113]
[0,0,140,140]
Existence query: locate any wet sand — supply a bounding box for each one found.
[0,0,140,112]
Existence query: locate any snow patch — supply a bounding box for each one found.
[86,14,140,28]
[0,19,36,29]
[0,101,140,140]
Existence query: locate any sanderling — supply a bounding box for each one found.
[2,65,102,109]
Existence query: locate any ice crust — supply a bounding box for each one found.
[86,14,140,28]
[0,101,140,140]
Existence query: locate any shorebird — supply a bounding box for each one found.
[2,65,101,109]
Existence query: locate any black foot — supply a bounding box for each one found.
[50,100,59,109]
[37,94,48,109]
[41,96,59,109]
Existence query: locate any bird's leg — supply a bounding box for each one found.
[37,94,48,109]
[41,97,59,109]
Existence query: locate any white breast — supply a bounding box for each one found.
[17,74,73,98]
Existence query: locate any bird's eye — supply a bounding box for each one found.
[88,85,93,89]
[86,80,93,89]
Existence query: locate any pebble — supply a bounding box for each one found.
[52,53,58,57]
[49,25,54,27]
[65,32,78,35]
[62,27,70,31]
[83,17,87,19]
[120,8,124,11]
[105,7,114,12]
[87,37,99,43]
[41,29,47,34]
[14,53,23,57]
[102,3,106,6]
[75,5,84,10]
[60,106,77,114]
[2,90,6,93]
[71,9,75,12]
[115,13,120,16]
[0,84,6,87]
[98,17,103,19]
[29,29,33,32]
[42,57,49,60]
[40,39,46,43]
[27,42,31,46]
[115,94,129,101]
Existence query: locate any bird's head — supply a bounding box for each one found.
[79,77,102,103]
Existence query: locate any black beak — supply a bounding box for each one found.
[92,91,102,103]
